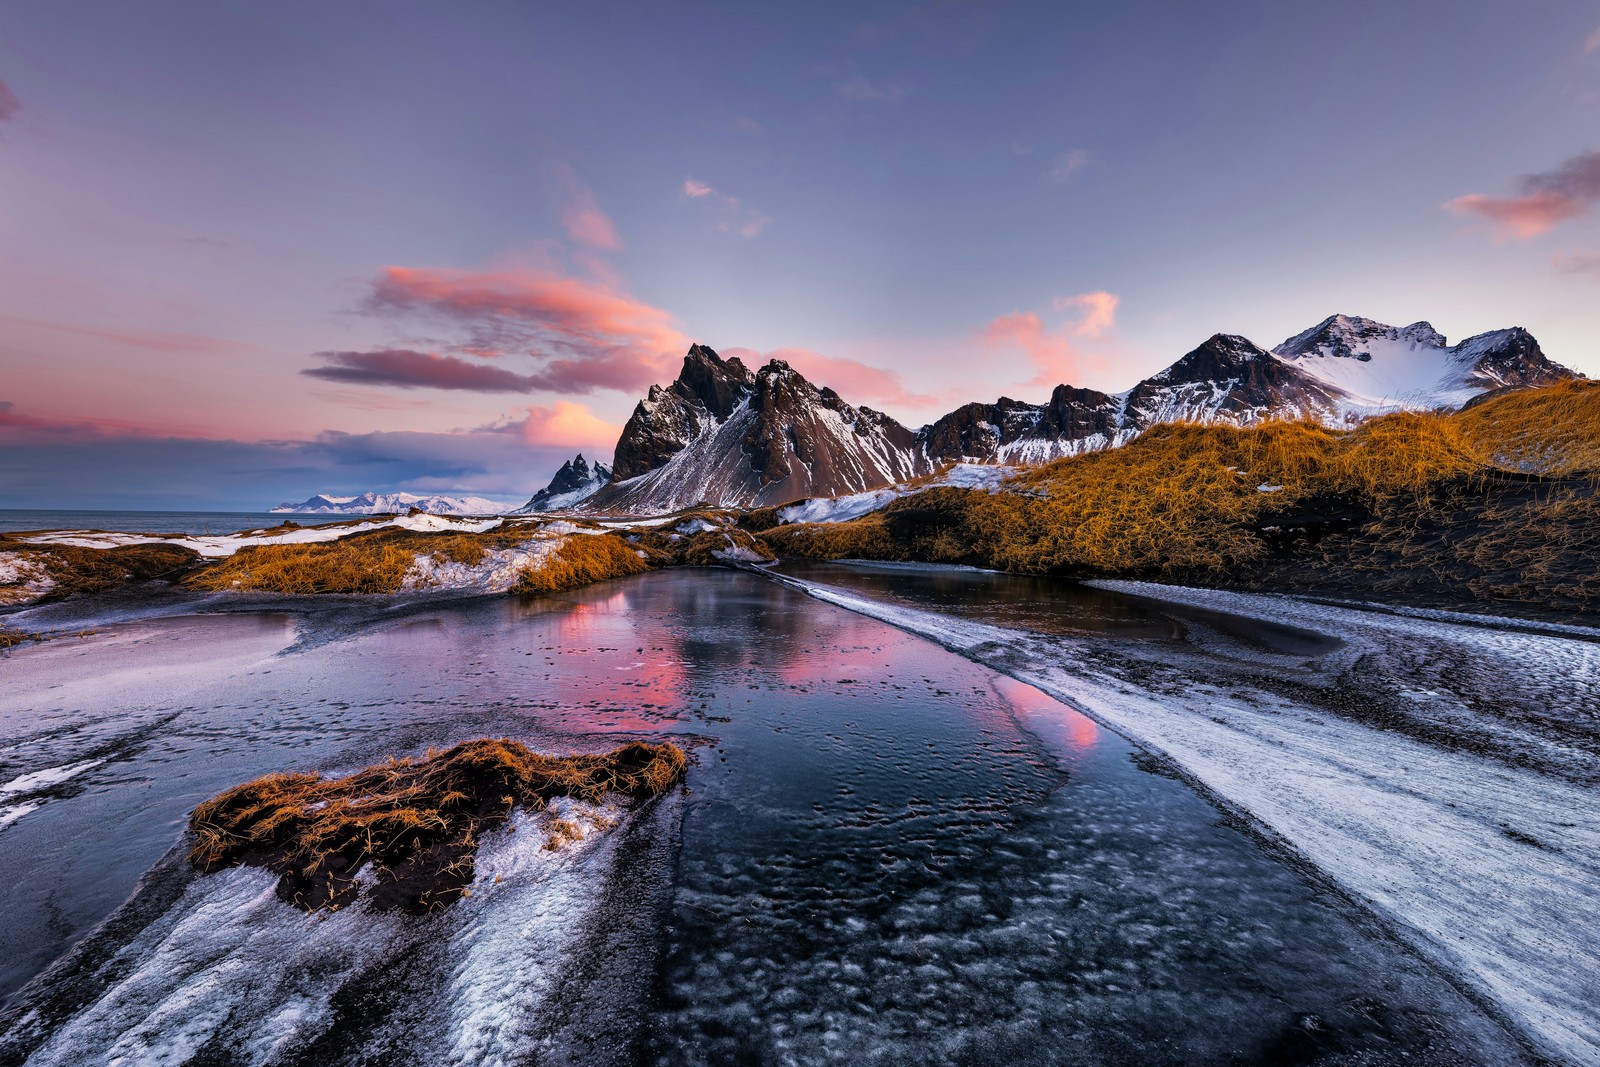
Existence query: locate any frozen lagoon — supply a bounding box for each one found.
[0,569,1556,1064]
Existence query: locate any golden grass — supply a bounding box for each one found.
[0,627,43,649]
[1453,379,1600,477]
[189,737,687,913]
[758,383,1600,590]
[189,539,419,594]
[187,528,529,595]
[512,533,653,595]
[2,541,201,600]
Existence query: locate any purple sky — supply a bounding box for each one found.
[2,1,1598,509]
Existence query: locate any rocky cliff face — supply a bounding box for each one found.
[511,453,613,513]
[588,346,930,513]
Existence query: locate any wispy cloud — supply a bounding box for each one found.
[1585,25,1600,53]
[980,290,1120,388]
[722,346,940,410]
[680,178,770,238]
[303,348,542,392]
[1043,148,1095,185]
[1554,251,1600,274]
[360,264,688,394]
[1444,149,1600,238]
[0,314,257,356]
[0,79,18,126]
[834,71,908,102]
[543,161,621,251]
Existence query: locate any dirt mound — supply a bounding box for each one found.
[189,738,687,913]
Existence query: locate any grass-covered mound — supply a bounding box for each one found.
[758,383,1600,614]
[0,538,200,602]
[189,738,687,913]
[512,532,654,594]
[188,526,553,595]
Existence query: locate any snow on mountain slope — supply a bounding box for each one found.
[272,491,512,516]
[511,454,613,514]
[1273,315,1573,418]
[587,346,931,513]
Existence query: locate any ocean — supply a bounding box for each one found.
[0,510,350,535]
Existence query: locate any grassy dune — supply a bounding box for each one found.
[760,381,1600,614]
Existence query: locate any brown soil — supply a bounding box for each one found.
[188,738,687,913]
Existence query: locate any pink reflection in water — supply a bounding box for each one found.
[992,674,1101,756]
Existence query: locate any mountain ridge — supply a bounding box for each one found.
[579,316,1578,513]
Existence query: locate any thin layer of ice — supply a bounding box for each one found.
[783,576,1600,1065]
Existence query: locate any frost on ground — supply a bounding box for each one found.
[19,515,505,559]
[781,574,1600,1066]
[775,463,1019,526]
[1,793,681,1067]
[0,553,57,605]
[404,539,559,595]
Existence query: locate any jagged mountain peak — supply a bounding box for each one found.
[1275,315,1448,363]
[588,344,928,512]
[511,452,613,513]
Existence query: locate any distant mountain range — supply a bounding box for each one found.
[579,315,1576,512]
[271,491,511,516]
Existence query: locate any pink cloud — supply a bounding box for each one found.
[365,265,688,394]
[1586,26,1600,53]
[1051,290,1119,338]
[303,348,542,392]
[1445,150,1600,238]
[544,161,621,251]
[980,290,1120,388]
[722,346,940,409]
[0,313,258,356]
[680,178,770,238]
[514,400,621,449]
[0,79,18,125]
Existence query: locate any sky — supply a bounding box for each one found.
[2,0,1598,509]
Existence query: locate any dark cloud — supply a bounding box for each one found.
[304,348,542,392]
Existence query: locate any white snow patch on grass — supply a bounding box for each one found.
[20,516,503,559]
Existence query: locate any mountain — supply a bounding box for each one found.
[271,491,510,515]
[587,344,931,512]
[918,317,1577,463]
[582,321,1578,513]
[1272,315,1569,418]
[510,453,613,513]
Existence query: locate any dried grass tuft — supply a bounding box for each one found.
[189,738,687,913]
[512,533,652,595]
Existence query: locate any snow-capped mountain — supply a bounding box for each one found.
[583,323,1576,512]
[271,491,510,516]
[587,344,931,512]
[1271,315,1567,418]
[918,317,1576,464]
[509,454,613,513]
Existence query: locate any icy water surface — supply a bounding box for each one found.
[0,571,1524,1064]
